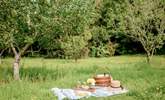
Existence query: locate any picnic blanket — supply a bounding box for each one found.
[51,86,128,100]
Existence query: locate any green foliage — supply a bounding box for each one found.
[89,0,127,57]
[55,0,96,36]
[0,34,10,49]
[0,0,165,58]
[0,0,67,80]
[103,0,126,33]
[90,23,118,57]
[38,0,97,59]
[123,0,165,62]
[0,0,55,54]
[90,42,117,57]
[61,36,87,59]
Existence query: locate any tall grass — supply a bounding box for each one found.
[0,55,165,100]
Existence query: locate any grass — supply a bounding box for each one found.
[0,55,165,100]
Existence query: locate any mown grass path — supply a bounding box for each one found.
[0,55,165,100]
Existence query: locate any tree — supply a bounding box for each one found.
[39,0,97,59]
[124,0,165,63]
[89,0,120,57]
[61,30,92,61]
[0,34,7,64]
[0,33,9,64]
[0,0,58,80]
[90,26,117,57]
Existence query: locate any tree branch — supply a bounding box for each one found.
[0,48,7,57]
[10,43,18,56]
[20,43,31,56]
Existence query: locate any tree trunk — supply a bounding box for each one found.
[75,58,78,63]
[0,57,1,64]
[146,52,152,64]
[0,49,5,64]
[11,43,31,80]
[13,54,20,80]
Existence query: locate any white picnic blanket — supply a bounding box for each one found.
[51,87,128,100]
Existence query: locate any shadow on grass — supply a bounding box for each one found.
[0,66,66,83]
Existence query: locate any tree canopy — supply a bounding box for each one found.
[0,0,165,59]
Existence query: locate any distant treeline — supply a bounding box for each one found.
[0,0,165,59]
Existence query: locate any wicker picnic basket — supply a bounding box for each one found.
[94,73,111,87]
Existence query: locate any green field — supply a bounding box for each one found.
[0,55,165,100]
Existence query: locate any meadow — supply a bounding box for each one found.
[0,55,165,100]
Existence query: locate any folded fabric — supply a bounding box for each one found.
[51,87,128,100]
[91,87,128,97]
[51,88,91,100]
